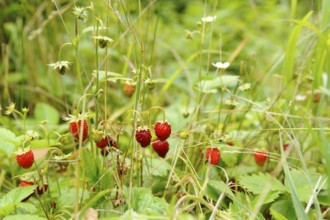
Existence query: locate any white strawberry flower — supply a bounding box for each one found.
[201,16,217,23]
[212,61,230,69]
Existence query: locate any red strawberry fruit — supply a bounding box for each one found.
[154,121,171,141]
[96,136,113,149]
[16,149,35,169]
[135,127,152,147]
[254,151,268,166]
[123,83,136,97]
[283,144,289,151]
[69,119,88,141]
[18,181,34,202]
[205,148,221,165]
[152,139,169,158]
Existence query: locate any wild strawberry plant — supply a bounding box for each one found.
[0,1,329,220]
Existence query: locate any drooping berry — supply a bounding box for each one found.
[69,119,89,142]
[135,127,152,147]
[36,184,48,195]
[152,139,169,158]
[18,181,34,202]
[205,148,221,165]
[154,121,171,141]
[123,83,136,97]
[254,151,268,166]
[313,90,321,103]
[96,136,113,149]
[16,149,35,169]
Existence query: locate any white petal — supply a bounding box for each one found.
[212,61,230,69]
[201,16,217,23]
[295,95,306,101]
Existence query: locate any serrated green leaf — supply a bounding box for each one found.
[270,199,296,220]
[253,191,280,206]
[221,149,238,167]
[16,202,38,214]
[130,187,169,215]
[34,103,60,125]
[0,204,15,217]
[270,209,288,220]
[239,173,287,194]
[284,169,324,202]
[145,158,171,177]
[3,214,47,220]
[0,186,36,206]
[57,188,89,208]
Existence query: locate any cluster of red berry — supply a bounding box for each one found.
[135,121,172,158]
[15,149,48,202]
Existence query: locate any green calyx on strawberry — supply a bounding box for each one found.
[154,121,171,141]
[92,130,104,143]
[53,153,72,173]
[58,134,71,145]
[135,126,152,147]
[16,148,35,169]
[66,113,89,142]
[179,130,190,139]
[254,151,268,166]
[205,147,221,165]
[152,139,169,158]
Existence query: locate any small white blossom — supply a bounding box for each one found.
[48,61,71,74]
[26,130,39,140]
[212,61,230,69]
[295,95,306,102]
[201,16,217,23]
[73,6,88,22]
